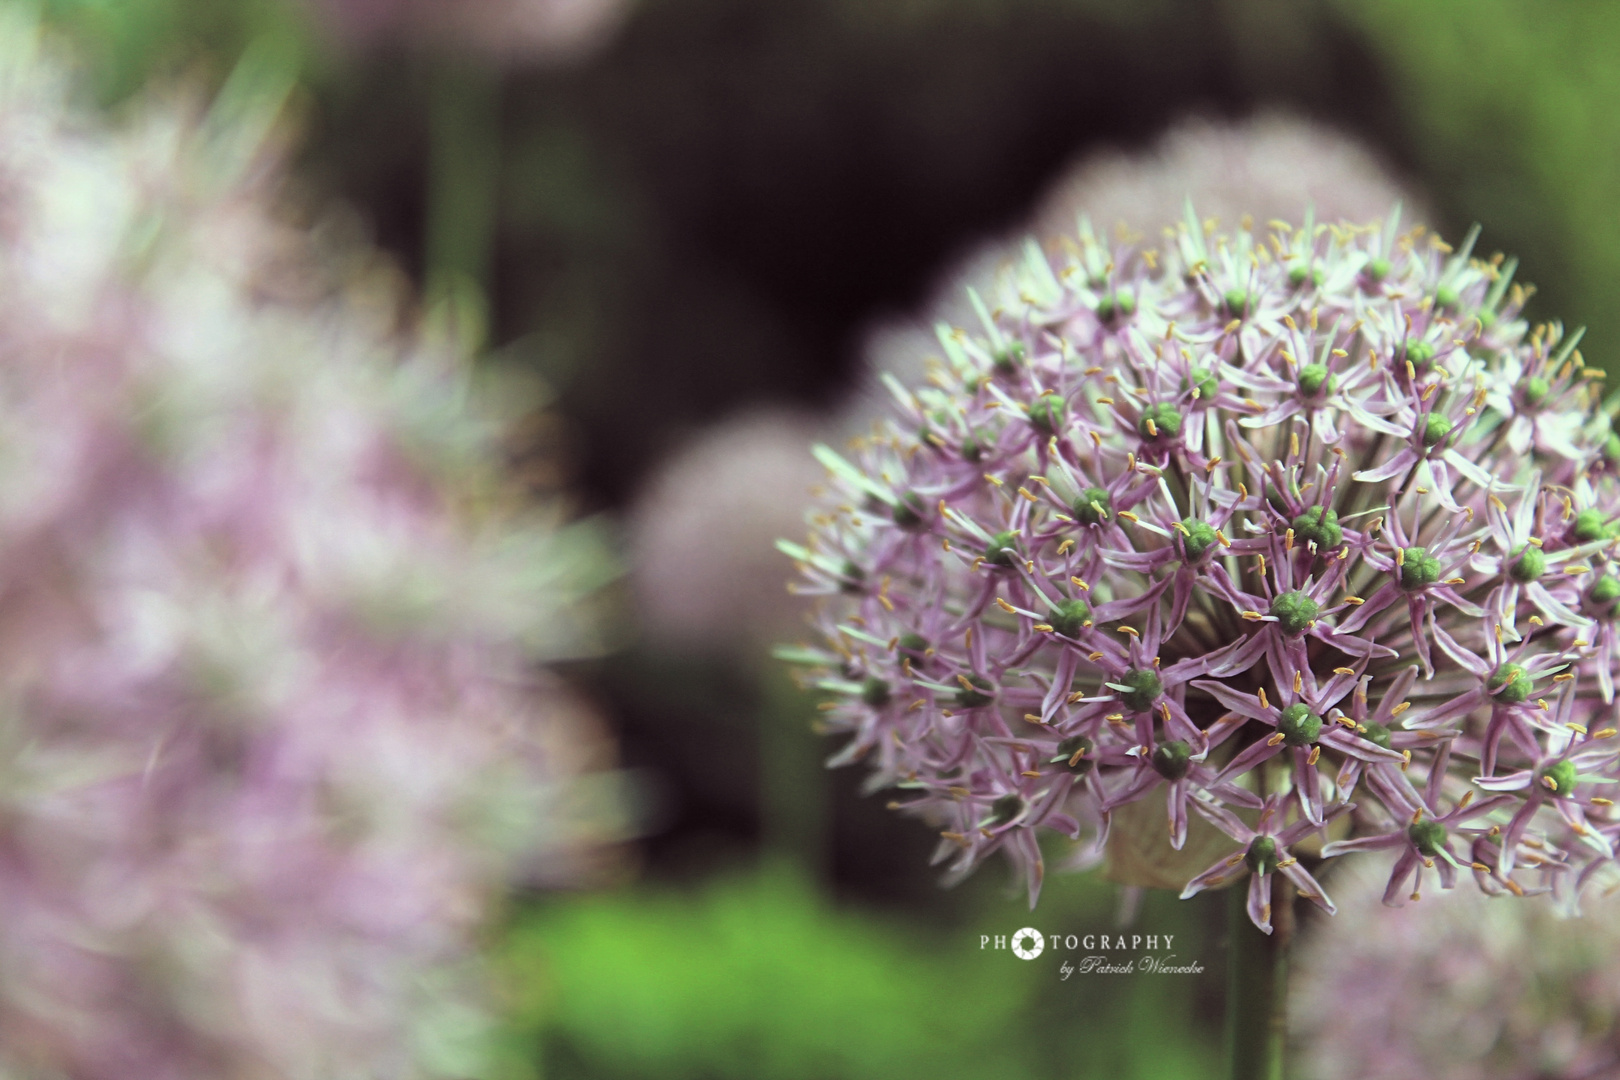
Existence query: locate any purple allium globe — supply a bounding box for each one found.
[780,204,1620,932]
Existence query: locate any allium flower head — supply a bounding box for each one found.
[0,15,619,1078]
[781,201,1620,927]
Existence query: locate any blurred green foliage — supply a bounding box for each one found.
[489,862,1223,1080]
[1340,0,1620,376]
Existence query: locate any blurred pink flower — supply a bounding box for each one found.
[861,113,1427,407]
[0,15,620,1078]
[1294,856,1620,1079]
[630,408,824,658]
[303,0,633,61]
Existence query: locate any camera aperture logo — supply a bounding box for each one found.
[1010,927,1044,960]
[981,929,1205,979]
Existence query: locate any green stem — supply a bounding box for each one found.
[1226,877,1291,1080]
[425,57,501,352]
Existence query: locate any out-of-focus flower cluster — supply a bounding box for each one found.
[1294,856,1620,1079]
[0,14,619,1078]
[780,200,1620,932]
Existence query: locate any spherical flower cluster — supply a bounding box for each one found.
[780,202,1620,931]
[0,16,619,1079]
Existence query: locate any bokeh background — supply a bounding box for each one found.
[30,0,1620,1076]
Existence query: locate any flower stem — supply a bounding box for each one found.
[1226,878,1292,1080]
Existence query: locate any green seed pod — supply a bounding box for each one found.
[1520,376,1550,408]
[1406,341,1436,369]
[1223,288,1251,317]
[897,633,929,656]
[891,491,930,530]
[1407,819,1447,857]
[1297,363,1334,397]
[1508,545,1546,583]
[1116,668,1163,713]
[985,531,1021,567]
[1048,599,1092,638]
[1366,256,1390,281]
[1291,506,1342,549]
[1186,367,1219,403]
[1026,392,1066,434]
[1152,739,1192,781]
[1361,722,1393,750]
[1539,759,1578,796]
[1572,509,1613,544]
[1244,835,1279,875]
[1180,518,1219,561]
[838,559,866,594]
[1589,575,1620,609]
[993,340,1026,374]
[1487,663,1532,704]
[1270,590,1319,635]
[1072,486,1112,525]
[986,792,1025,826]
[1277,703,1322,747]
[861,677,892,707]
[954,674,996,709]
[1422,413,1453,447]
[1139,403,1182,441]
[1052,734,1096,775]
[1398,546,1442,591]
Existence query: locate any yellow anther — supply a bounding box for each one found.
[1118,511,1140,523]
[1145,418,1158,437]
[1017,487,1038,502]
[1258,687,1270,709]
[1294,671,1304,692]
[1117,626,1139,637]
[1332,667,1355,676]
[1306,746,1321,766]
[1241,610,1265,621]
[984,473,1003,486]
[1342,595,1364,605]
[1071,577,1090,590]
[1267,732,1287,747]
[1057,538,1075,555]
[1391,701,1410,716]
[1034,623,1055,633]
[1394,548,1406,567]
